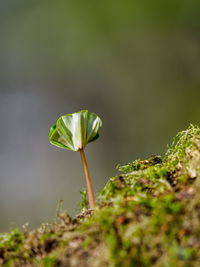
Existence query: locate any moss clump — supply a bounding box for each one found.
[1,124,200,266]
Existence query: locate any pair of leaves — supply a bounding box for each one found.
[49,110,102,152]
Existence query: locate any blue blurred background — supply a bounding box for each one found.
[0,0,200,231]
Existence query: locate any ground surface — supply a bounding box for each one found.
[1,125,200,267]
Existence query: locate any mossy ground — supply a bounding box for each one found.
[1,125,200,266]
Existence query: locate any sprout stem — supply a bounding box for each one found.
[80,149,95,209]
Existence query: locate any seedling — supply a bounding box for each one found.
[49,110,102,209]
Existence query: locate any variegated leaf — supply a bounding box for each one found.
[49,110,102,151]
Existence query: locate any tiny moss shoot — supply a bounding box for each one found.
[49,110,102,209]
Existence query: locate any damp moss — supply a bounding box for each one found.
[41,255,58,267]
[1,124,200,266]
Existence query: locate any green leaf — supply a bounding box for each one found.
[49,110,102,151]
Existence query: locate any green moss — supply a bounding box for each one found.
[117,155,162,173]
[0,228,24,266]
[41,255,57,266]
[1,125,200,266]
[82,236,93,248]
[87,124,200,266]
[165,124,200,159]
[0,228,24,250]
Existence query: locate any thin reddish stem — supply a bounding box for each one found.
[80,149,95,209]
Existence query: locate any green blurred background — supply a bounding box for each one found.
[0,0,200,231]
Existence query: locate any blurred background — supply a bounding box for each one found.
[0,0,200,231]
